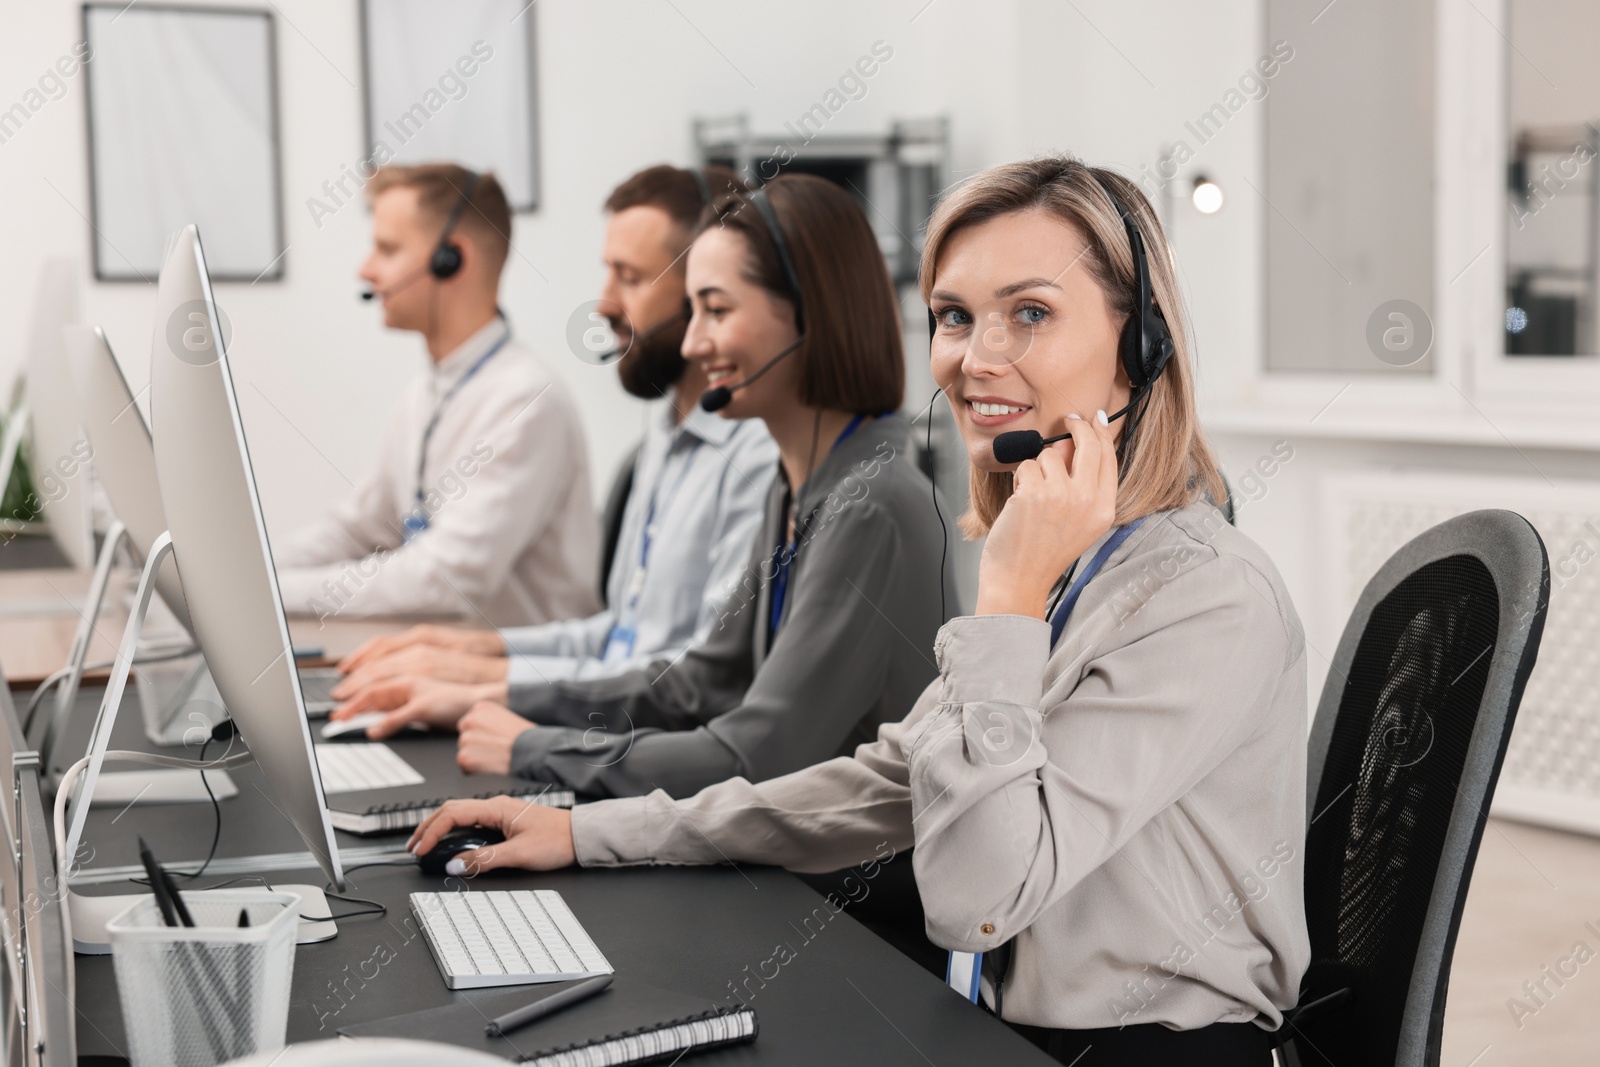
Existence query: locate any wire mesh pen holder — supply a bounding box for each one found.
[106,889,299,1067]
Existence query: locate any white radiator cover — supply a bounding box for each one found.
[1320,471,1600,837]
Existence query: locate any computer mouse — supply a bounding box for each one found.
[319,713,428,741]
[417,826,506,877]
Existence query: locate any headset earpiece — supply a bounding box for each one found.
[1097,181,1173,392]
[429,242,464,281]
[430,171,482,282]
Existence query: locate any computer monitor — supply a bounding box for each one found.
[22,259,93,571]
[0,658,77,1067]
[148,225,344,889]
[62,325,193,636]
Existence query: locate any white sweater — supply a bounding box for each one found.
[274,316,600,627]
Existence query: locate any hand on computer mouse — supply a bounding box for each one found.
[329,676,502,739]
[409,795,576,874]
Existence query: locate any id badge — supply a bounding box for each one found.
[602,624,636,663]
[401,510,430,543]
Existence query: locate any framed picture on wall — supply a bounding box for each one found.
[82,3,285,282]
[359,0,541,212]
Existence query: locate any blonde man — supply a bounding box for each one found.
[276,164,599,627]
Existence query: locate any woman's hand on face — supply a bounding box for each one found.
[976,409,1120,619]
[407,795,576,874]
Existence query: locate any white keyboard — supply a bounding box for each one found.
[314,743,424,794]
[411,890,613,989]
[297,666,341,716]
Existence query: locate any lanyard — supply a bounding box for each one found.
[635,437,702,591]
[767,413,871,640]
[403,322,510,540]
[1048,518,1145,648]
[946,516,1145,1005]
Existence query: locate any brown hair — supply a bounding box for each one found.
[366,163,512,278]
[701,174,904,414]
[920,156,1226,536]
[604,164,747,255]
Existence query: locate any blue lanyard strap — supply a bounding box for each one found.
[1048,518,1144,648]
[634,437,703,592]
[766,413,876,641]
[413,323,511,506]
[947,516,1146,1003]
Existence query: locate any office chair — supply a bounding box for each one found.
[597,442,642,604]
[1275,510,1549,1066]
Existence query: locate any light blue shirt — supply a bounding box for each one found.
[500,399,776,687]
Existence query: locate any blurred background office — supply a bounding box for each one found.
[0,0,1597,1061]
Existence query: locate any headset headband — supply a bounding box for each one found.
[749,187,806,335]
[440,171,480,247]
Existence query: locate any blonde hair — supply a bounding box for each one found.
[919,156,1226,537]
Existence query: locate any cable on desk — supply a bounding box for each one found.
[338,857,417,876]
[324,886,387,921]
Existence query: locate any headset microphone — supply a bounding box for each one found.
[699,335,804,412]
[990,392,1142,464]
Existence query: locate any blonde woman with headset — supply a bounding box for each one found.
[410,157,1310,1065]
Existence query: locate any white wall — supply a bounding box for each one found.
[0,0,1264,543]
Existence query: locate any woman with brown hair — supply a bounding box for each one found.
[412,157,1310,1065]
[362,172,954,802]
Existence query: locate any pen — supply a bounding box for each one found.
[160,865,195,927]
[138,837,180,927]
[485,974,613,1038]
[137,838,230,1060]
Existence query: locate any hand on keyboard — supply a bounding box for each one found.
[333,645,508,699]
[339,623,507,674]
[408,795,576,874]
[456,702,535,776]
[329,675,503,739]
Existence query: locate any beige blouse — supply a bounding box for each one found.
[571,499,1311,1031]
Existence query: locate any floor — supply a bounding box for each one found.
[1442,817,1600,1066]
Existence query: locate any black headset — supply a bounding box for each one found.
[748,186,807,333]
[699,184,808,412]
[428,170,482,282]
[933,171,1176,463]
[1101,180,1175,392]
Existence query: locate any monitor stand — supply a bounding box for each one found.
[68,883,336,955]
[57,531,340,954]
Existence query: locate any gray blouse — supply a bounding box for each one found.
[571,499,1312,1031]
[507,413,957,800]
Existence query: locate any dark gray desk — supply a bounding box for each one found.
[59,684,1055,1064]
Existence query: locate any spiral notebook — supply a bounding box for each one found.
[325,774,575,834]
[338,977,757,1064]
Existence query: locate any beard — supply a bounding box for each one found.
[616,314,688,400]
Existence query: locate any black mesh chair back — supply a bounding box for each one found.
[596,442,642,606]
[1283,510,1548,1067]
